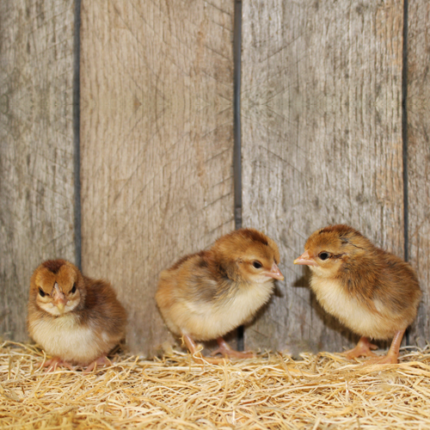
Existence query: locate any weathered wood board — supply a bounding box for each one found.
[241,0,405,353]
[407,0,430,346]
[80,0,235,356]
[0,0,77,341]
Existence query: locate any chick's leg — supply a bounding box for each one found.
[366,329,405,365]
[182,334,226,365]
[341,336,378,360]
[210,337,255,359]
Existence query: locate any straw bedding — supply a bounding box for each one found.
[1,341,430,429]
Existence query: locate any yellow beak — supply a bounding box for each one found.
[52,283,67,313]
[294,250,317,266]
[56,302,65,312]
[266,263,284,281]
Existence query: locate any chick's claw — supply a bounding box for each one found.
[363,329,405,365]
[210,337,255,359]
[192,354,227,365]
[83,356,111,374]
[183,334,227,365]
[40,357,75,372]
[365,353,399,365]
[341,336,378,360]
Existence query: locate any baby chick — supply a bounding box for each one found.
[294,225,421,364]
[156,228,284,364]
[27,259,127,372]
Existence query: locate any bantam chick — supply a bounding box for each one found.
[294,225,421,364]
[27,259,127,372]
[156,228,284,364]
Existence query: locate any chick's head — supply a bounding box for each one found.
[213,228,284,283]
[294,225,371,278]
[30,259,85,316]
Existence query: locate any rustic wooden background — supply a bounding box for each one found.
[1,0,428,357]
[80,0,235,356]
[242,0,406,353]
[0,0,77,341]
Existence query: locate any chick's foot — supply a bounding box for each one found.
[361,329,405,365]
[83,356,112,374]
[364,352,399,365]
[210,337,255,359]
[341,336,378,360]
[40,357,75,372]
[183,334,227,365]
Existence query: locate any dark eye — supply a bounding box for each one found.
[253,261,263,269]
[38,288,46,297]
[318,252,330,261]
[70,283,76,294]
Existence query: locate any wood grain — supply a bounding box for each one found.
[0,0,77,341]
[80,0,235,356]
[241,0,405,354]
[406,0,430,346]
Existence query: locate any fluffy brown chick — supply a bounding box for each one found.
[156,228,284,364]
[27,259,127,372]
[294,225,421,364]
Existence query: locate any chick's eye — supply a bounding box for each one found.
[318,252,330,261]
[252,261,263,269]
[70,283,76,294]
[38,288,46,297]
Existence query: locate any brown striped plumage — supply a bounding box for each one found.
[27,259,127,371]
[294,225,421,364]
[156,228,284,363]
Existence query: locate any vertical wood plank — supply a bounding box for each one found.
[407,0,430,346]
[242,0,405,353]
[0,0,77,341]
[80,0,235,356]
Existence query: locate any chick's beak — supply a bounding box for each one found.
[52,283,67,312]
[294,250,316,266]
[266,263,284,281]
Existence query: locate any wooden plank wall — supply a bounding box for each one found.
[0,0,77,341]
[241,0,405,354]
[80,0,235,356]
[407,0,430,347]
[1,0,429,356]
